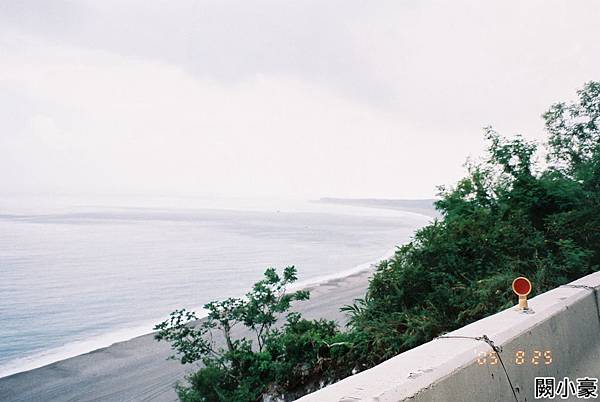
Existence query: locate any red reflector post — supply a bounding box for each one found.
[512,276,532,310]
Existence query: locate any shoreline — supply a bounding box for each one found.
[0,197,434,382]
[0,263,381,402]
[0,248,396,381]
[0,201,434,401]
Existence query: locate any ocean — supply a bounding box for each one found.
[0,195,430,378]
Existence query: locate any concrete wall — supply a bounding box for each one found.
[298,271,600,402]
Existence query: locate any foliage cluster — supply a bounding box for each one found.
[156,82,600,400]
[155,266,353,401]
[346,81,600,367]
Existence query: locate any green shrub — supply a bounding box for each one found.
[345,82,600,367]
[158,82,600,400]
[154,266,352,401]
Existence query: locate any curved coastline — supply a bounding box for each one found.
[0,247,398,381]
[0,202,434,401]
[0,256,389,402]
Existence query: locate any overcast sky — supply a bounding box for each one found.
[1,1,599,199]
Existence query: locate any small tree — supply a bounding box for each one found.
[154,266,309,364]
[154,266,351,401]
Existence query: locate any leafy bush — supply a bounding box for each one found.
[345,81,600,367]
[155,266,352,401]
[158,82,600,400]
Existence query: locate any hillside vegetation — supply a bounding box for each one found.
[156,82,600,401]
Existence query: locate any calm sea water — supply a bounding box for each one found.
[0,195,429,378]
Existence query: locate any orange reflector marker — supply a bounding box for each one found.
[512,276,532,310]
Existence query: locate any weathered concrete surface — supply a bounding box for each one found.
[298,271,600,402]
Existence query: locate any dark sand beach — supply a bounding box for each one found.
[0,268,374,402]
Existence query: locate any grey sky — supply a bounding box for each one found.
[1,1,599,198]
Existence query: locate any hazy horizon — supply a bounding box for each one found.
[2,1,599,199]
